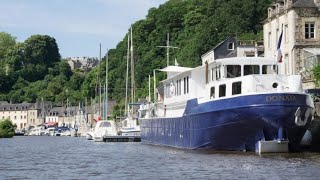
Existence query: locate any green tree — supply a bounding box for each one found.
[22,35,61,81]
[0,32,16,61]
[24,35,60,65]
[0,119,15,138]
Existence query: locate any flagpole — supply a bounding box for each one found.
[274,24,284,74]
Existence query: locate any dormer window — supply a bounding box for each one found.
[228,42,234,50]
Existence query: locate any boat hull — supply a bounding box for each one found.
[140,93,314,151]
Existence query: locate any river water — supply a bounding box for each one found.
[1,136,320,180]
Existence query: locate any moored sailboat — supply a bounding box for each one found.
[89,46,118,142]
[119,26,141,136]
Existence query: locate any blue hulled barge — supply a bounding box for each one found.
[139,57,314,152]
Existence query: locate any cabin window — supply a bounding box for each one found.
[170,83,175,97]
[244,65,260,75]
[176,80,178,96]
[179,79,182,95]
[210,87,215,99]
[219,84,226,97]
[228,42,234,50]
[186,76,189,94]
[205,61,209,84]
[211,68,215,81]
[100,122,111,127]
[165,84,171,98]
[177,79,181,96]
[232,82,242,95]
[226,65,241,78]
[184,77,189,94]
[216,66,221,80]
[262,65,274,74]
[184,77,186,94]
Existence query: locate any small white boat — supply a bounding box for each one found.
[48,127,55,136]
[29,125,47,136]
[61,130,71,136]
[85,128,94,140]
[93,120,117,142]
[119,117,140,136]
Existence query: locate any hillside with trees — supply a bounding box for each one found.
[0,0,272,116]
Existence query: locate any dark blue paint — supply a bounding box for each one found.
[140,93,314,151]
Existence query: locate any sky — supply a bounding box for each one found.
[0,0,167,58]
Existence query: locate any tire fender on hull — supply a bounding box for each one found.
[295,107,312,126]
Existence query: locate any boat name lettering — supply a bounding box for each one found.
[266,95,296,102]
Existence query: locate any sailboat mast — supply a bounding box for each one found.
[157,33,179,67]
[105,49,109,120]
[125,33,129,116]
[99,43,102,118]
[130,26,135,104]
[166,33,169,67]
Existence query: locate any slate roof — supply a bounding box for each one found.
[292,0,317,8]
[0,102,33,111]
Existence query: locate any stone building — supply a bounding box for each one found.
[27,102,44,126]
[0,102,33,130]
[66,57,99,72]
[263,0,320,88]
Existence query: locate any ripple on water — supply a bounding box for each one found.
[1,136,320,179]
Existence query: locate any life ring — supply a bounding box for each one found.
[295,107,310,126]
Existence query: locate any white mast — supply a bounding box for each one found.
[157,33,179,67]
[148,75,151,102]
[130,26,135,104]
[125,33,130,116]
[99,43,102,118]
[153,70,156,102]
[105,49,109,120]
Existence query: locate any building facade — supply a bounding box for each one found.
[263,0,320,88]
[66,57,99,72]
[0,102,33,130]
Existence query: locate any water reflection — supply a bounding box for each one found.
[1,136,320,179]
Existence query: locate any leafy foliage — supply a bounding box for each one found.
[312,65,320,87]
[0,119,15,138]
[0,32,16,61]
[98,0,272,114]
[0,0,272,114]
